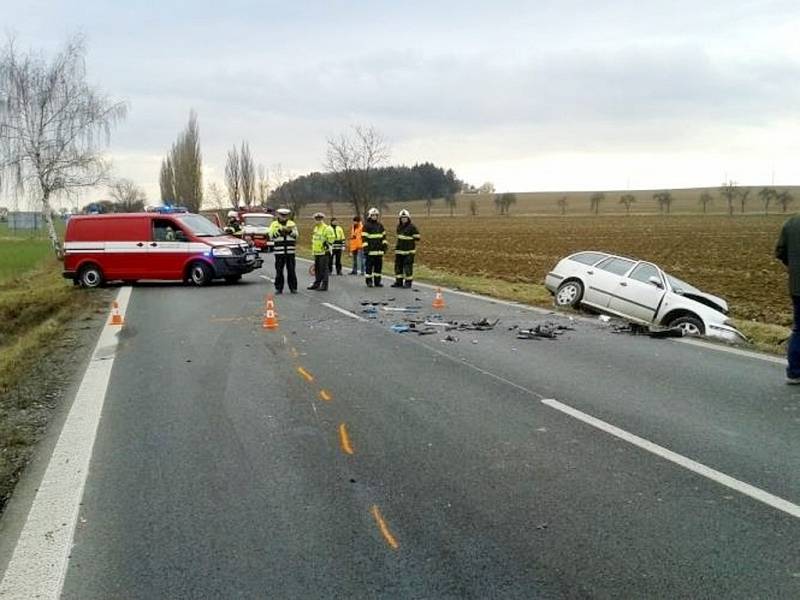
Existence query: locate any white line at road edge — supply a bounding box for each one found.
[0,287,132,600]
[321,302,367,322]
[541,398,800,520]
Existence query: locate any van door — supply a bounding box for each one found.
[149,218,192,279]
[98,217,152,279]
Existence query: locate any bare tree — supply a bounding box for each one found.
[425,196,434,217]
[325,125,389,217]
[777,190,794,213]
[270,163,305,217]
[699,191,714,214]
[758,187,777,215]
[619,193,636,215]
[557,195,568,215]
[206,181,226,210]
[166,111,203,212]
[257,164,269,206]
[720,180,738,216]
[159,156,175,204]
[653,190,673,214]
[225,145,240,209]
[0,35,127,254]
[445,192,457,217]
[738,188,750,214]
[240,141,255,208]
[108,178,146,212]
[500,192,516,216]
[590,192,604,215]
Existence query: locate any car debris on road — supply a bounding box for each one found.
[516,322,575,340]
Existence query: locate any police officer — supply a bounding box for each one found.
[328,217,346,275]
[362,207,388,287]
[392,209,421,288]
[308,212,335,291]
[268,208,298,294]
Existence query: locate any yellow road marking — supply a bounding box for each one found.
[319,389,332,402]
[338,423,354,455]
[297,367,314,382]
[370,505,399,550]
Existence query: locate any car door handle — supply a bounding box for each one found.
[620,282,627,286]
[136,242,144,247]
[150,242,158,247]
[587,270,594,275]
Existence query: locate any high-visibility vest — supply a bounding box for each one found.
[349,222,363,252]
[395,221,420,255]
[311,222,335,255]
[331,225,346,251]
[268,219,297,254]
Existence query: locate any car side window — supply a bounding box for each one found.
[153,219,185,242]
[570,252,607,265]
[596,257,635,276]
[629,263,661,285]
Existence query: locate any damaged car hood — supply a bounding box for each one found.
[677,290,729,315]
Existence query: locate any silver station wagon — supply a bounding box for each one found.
[544,251,746,343]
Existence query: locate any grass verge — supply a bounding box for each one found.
[0,258,108,510]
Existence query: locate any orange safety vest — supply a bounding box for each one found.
[349,222,363,252]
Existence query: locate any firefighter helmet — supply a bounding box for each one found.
[398,209,410,218]
[367,207,380,218]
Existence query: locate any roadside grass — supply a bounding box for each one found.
[293,247,787,356]
[0,247,106,510]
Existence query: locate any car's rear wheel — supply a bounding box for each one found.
[188,261,213,286]
[667,314,704,336]
[555,280,583,308]
[78,264,104,289]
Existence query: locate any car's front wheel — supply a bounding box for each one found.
[188,261,213,286]
[667,314,705,336]
[555,280,584,308]
[78,264,104,289]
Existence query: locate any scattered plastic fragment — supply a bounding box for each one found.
[390,324,410,333]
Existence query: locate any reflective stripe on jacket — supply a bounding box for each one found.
[312,222,335,255]
[362,220,387,256]
[268,219,298,255]
[349,222,363,252]
[395,221,420,255]
[331,225,346,250]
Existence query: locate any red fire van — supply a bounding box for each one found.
[63,213,263,287]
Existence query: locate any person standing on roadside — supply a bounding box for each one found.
[776,215,800,383]
[308,212,335,291]
[268,207,298,294]
[328,217,346,276]
[391,209,421,288]
[362,207,387,287]
[349,216,365,275]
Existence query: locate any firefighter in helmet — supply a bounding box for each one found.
[362,207,387,287]
[392,209,420,288]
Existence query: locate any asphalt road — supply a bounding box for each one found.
[14,260,800,598]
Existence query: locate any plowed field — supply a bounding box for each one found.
[404,215,790,325]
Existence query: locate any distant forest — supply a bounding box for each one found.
[269,162,465,210]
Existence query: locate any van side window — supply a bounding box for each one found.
[153,219,185,242]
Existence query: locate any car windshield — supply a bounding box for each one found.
[665,273,700,294]
[176,214,224,237]
[244,216,271,227]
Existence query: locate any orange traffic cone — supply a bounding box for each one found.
[109,301,124,326]
[263,294,278,330]
[432,288,445,309]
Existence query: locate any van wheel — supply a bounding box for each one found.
[224,275,242,284]
[189,262,213,286]
[78,264,104,289]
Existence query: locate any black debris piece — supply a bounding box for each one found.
[612,323,684,338]
[458,318,500,331]
[443,334,459,343]
[517,321,574,340]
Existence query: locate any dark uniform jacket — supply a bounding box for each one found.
[362,220,387,256]
[776,215,800,295]
[395,221,420,255]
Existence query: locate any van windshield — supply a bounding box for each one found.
[244,215,271,227]
[176,214,224,237]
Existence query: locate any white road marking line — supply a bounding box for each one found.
[321,302,367,322]
[0,286,133,599]
[541,398,800,520]
[675,337,787,365]
[259,274,275,283]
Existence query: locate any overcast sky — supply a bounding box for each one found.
[5,0,800,206]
